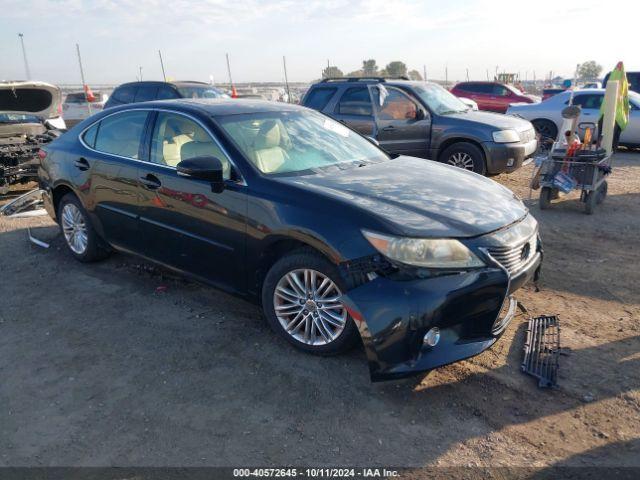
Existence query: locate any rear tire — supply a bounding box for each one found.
[532,119,558,140]
[262,249,360,355]
[57,193,110,262]
[439,142,486,175]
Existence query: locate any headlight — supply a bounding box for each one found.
[492,129,520,143]
[362,230,485,268]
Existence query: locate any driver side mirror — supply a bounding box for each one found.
[415,108,426,120]
[177,156,225,193]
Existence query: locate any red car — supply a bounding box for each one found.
[450,82,539,113]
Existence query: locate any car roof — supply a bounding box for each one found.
[563,88,605,95]
[114,80,215,89]
[108,98,306,117]
[311,78,434,88]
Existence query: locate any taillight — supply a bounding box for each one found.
[57,103,62,115]
[37,149,47,160]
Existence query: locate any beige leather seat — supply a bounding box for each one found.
[251,121,288,174]
[180,127,231,178]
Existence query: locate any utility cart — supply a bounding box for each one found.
[538,147,612,214]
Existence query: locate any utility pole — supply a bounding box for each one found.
[226,53,234,87]
[486,69,489,81]
[138,66,143,81]
[282,56,291,103]
[18,33,31,80]
[423,65,427,82]
[466,68,469,82]
[158,50,167,82]
[75,43,91,115]
[445,66,448,88]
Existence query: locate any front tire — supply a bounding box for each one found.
[58,193,110,262]
[262,249,360,355]
[439,142,486,175]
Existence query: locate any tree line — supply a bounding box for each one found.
[322,59,423,80]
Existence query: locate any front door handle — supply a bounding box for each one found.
[381,126,396,132]
[139,173,162,190]
[74,157,90,171]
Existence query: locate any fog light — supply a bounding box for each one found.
[423,327,440,347]
[506,158,515,167]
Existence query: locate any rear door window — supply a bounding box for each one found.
[93,111,149,159]
[467,83,491,94]
[573,94,603,109]
[112,85,137,104]
[157,85,180,100]
[335,87,373,116]
[134,86,158,102]
[303,88,336,111]
[493,85,510,96]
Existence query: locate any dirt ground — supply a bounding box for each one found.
[1,152,639,474]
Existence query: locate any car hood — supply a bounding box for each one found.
[444,110,533,131]
[280,156,528,238]
[0,81,62,118]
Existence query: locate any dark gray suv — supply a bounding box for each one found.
[302,77,537,175]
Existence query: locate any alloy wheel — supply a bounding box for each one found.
[273,268,347,346]
[61,203,88,254]
[447,152,475,170]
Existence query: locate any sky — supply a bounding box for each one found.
[0,0,638,85]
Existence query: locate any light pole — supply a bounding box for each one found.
[18,33,31,80]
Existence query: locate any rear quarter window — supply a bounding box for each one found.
[303,87,336,111]
[82,122,99,148]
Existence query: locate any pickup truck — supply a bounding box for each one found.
[302,77,537,175]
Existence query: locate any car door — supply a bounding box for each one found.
[469,83,493,111]
[78,109,149,252]
[491,84,512,113]
[457,83,480,104]
[620,99,640,145]
[137,110,248,292]
[331,86,376,136]
[368,85,431,158]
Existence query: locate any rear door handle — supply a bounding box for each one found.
[74,157,90,171]
[139,173,162,190]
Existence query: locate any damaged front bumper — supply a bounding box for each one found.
[341,252,541,381]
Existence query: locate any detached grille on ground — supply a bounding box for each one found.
[487,235,537,275]
[522,315,560,387]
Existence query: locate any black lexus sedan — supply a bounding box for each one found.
[38,99,542,381]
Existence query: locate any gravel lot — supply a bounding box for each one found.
[1,152,639,472]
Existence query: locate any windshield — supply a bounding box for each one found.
[217,110,389,175]
[176,86,229,99]
[411,83,468,115]
[0,113,41,124]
